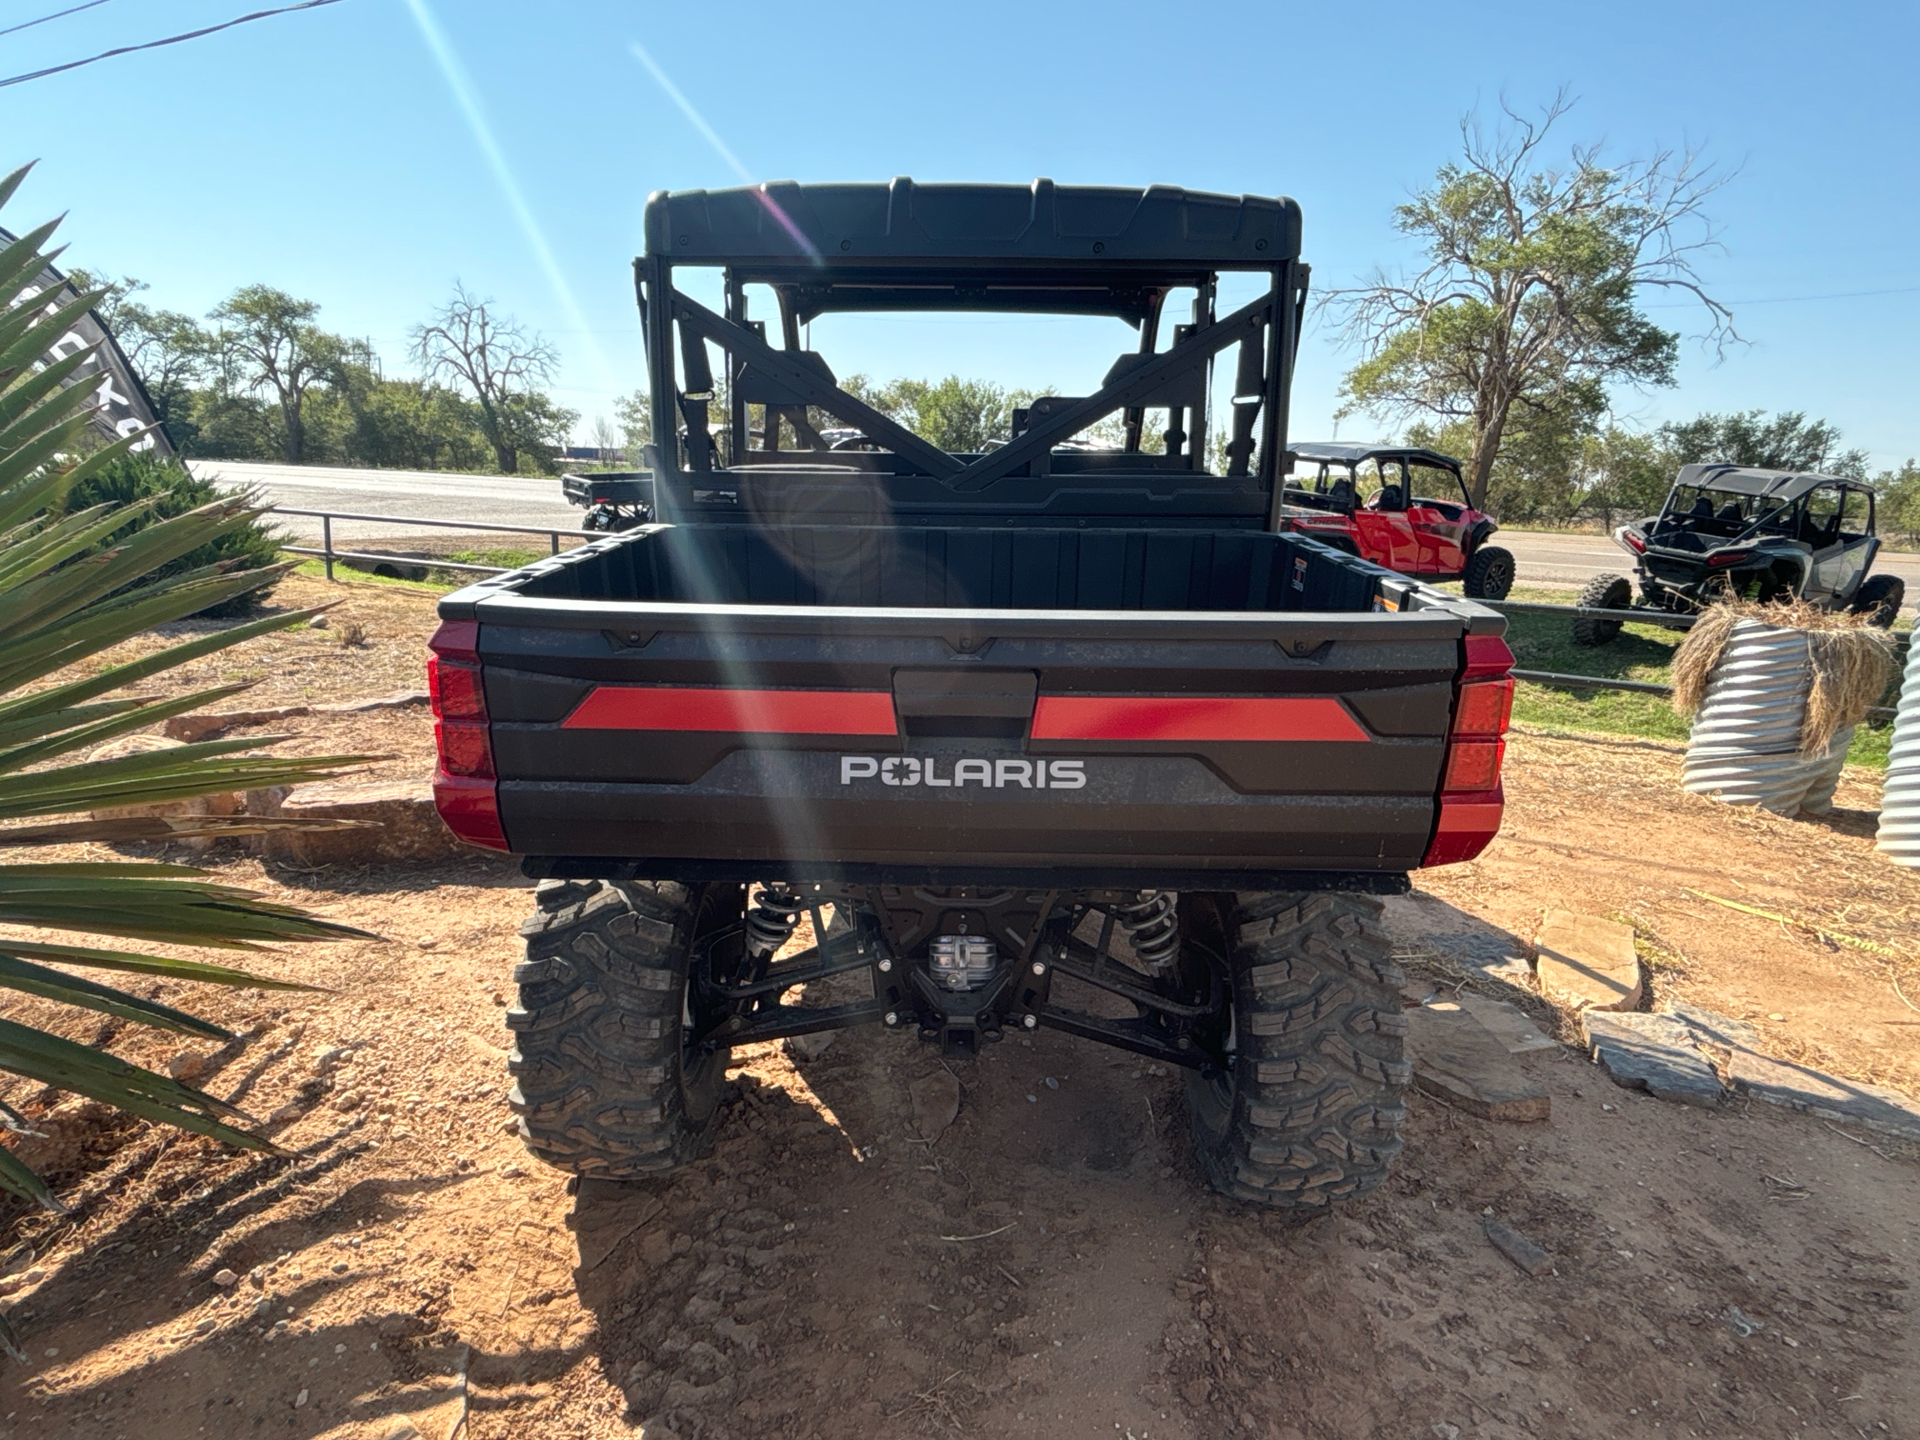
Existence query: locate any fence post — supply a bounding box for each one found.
[550,530,559,555]
[322,515,334,582]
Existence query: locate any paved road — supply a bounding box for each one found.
[189,460,579,544]
[1500,527,1919,615]
[191,462,1918,615]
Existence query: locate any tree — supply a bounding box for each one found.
[1658,409,1868,479]
[411,285,565,474]
[614,389,652,457]
[1330,92,1737,507]
[1872,461,1920,547]
[210,285,340,464]
[846,374,1047,453]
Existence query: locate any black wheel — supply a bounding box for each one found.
[1851,573,1906,628]
[506,879,738,1177]
[1570,573,1633,647]
[1462,544,1515,600]
[1180,891,1409,1211]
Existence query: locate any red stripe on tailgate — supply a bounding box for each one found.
[564,686,898,735]
[1030,695,1368,743]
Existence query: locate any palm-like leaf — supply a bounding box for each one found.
[0,168,376,1338]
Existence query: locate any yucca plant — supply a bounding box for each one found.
[0,165,371,1360]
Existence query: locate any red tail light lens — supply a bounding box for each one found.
[1423,633,1514,867]
[428,620,506,851]
[1623,530,1646,553]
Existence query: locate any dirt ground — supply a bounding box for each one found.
[2,575,1919,1439]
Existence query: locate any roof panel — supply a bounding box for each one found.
[644,178,1301,269]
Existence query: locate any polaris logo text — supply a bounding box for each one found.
[840,757,1086,789]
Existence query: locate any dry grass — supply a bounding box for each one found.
[1670,598,1901,755]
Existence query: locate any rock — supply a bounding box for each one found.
[194,1318,215,1335]
[163,707,311,743]
[1406,1003,1551,1122]
[1534,911,1643,1012]
[165,1051,211,1082]
[307,614,330,630]
[1727,1050,1920,1141]
[909,1069,962,1140]
[786,1031,836,1061]
[316,690,430,714]
[86,734,243,824]
[295,1388,309,1408]
[252,779,471,866]
[1584,1012,1723,1107]
[1455,994,1556,1054]
[268,1103,304,1124]
[1181,1378,1212,1406]
[1483,1217,1552,1276]
[1662,1003,1765,1053]
[212,1268,238,1287]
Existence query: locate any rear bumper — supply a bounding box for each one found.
[496,747,1440,878]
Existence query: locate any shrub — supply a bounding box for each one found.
[57,452,286,615]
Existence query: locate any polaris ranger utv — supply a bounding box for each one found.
[1572,462,1906,645]
[429,179,1514,1210]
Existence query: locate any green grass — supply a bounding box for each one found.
[1489,582,1902,768]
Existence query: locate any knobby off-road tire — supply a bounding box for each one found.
[1185,891,1409,1210]
[1462,544,1515,600]
[1851,573,1906,628]
[506,879,734,1178]
[1570,573,1633,647]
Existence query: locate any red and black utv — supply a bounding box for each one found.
[1277,442,1514,599]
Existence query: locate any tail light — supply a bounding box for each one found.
[428,619,507,851]
[1422,632,1513,867]
[1706,546,1751,567]
[1621,529,1647,554]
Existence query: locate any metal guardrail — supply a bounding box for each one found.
[1512,667,1898,722]
[1479,598,1698,630]
[266,505,579,580]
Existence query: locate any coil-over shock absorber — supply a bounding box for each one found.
[746,884,804,959]
[1114,890,1180,972]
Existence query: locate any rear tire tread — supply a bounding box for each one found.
[508,879,725,1178]
[1188,892,1408,1210]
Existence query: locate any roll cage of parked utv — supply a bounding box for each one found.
[1282,442,1475,517]
[636,177,1310,529]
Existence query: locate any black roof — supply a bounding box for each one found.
[1289,442,1461,470]
[643,179,1300,273]
[1674,463,1871,502]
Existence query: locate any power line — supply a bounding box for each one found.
[0,0,348,90]
[0,0,117,40]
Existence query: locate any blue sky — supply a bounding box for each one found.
[4,0,1916,466]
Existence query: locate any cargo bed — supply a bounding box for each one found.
[434,523,1506,886]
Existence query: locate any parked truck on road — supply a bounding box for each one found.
[429,179,1515,1210]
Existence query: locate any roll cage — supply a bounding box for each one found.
[1646,464,1877,557]
[636,178,1309,529]
[1282,443,1476,517]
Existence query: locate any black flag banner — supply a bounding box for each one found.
[1,226,172,456]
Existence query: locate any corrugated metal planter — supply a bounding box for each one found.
[1681,620,1840,816]
[1876,639,1920,867]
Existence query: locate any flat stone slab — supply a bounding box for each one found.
[1535,910,1643,1012]
[1662,1003,1765,1054]
[254,780,470,866]
[1457,994,1557,1054]
[1584,1012,1723,1108]
[1728,1050,1920,1142]
[1407,1003,1551,1122]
